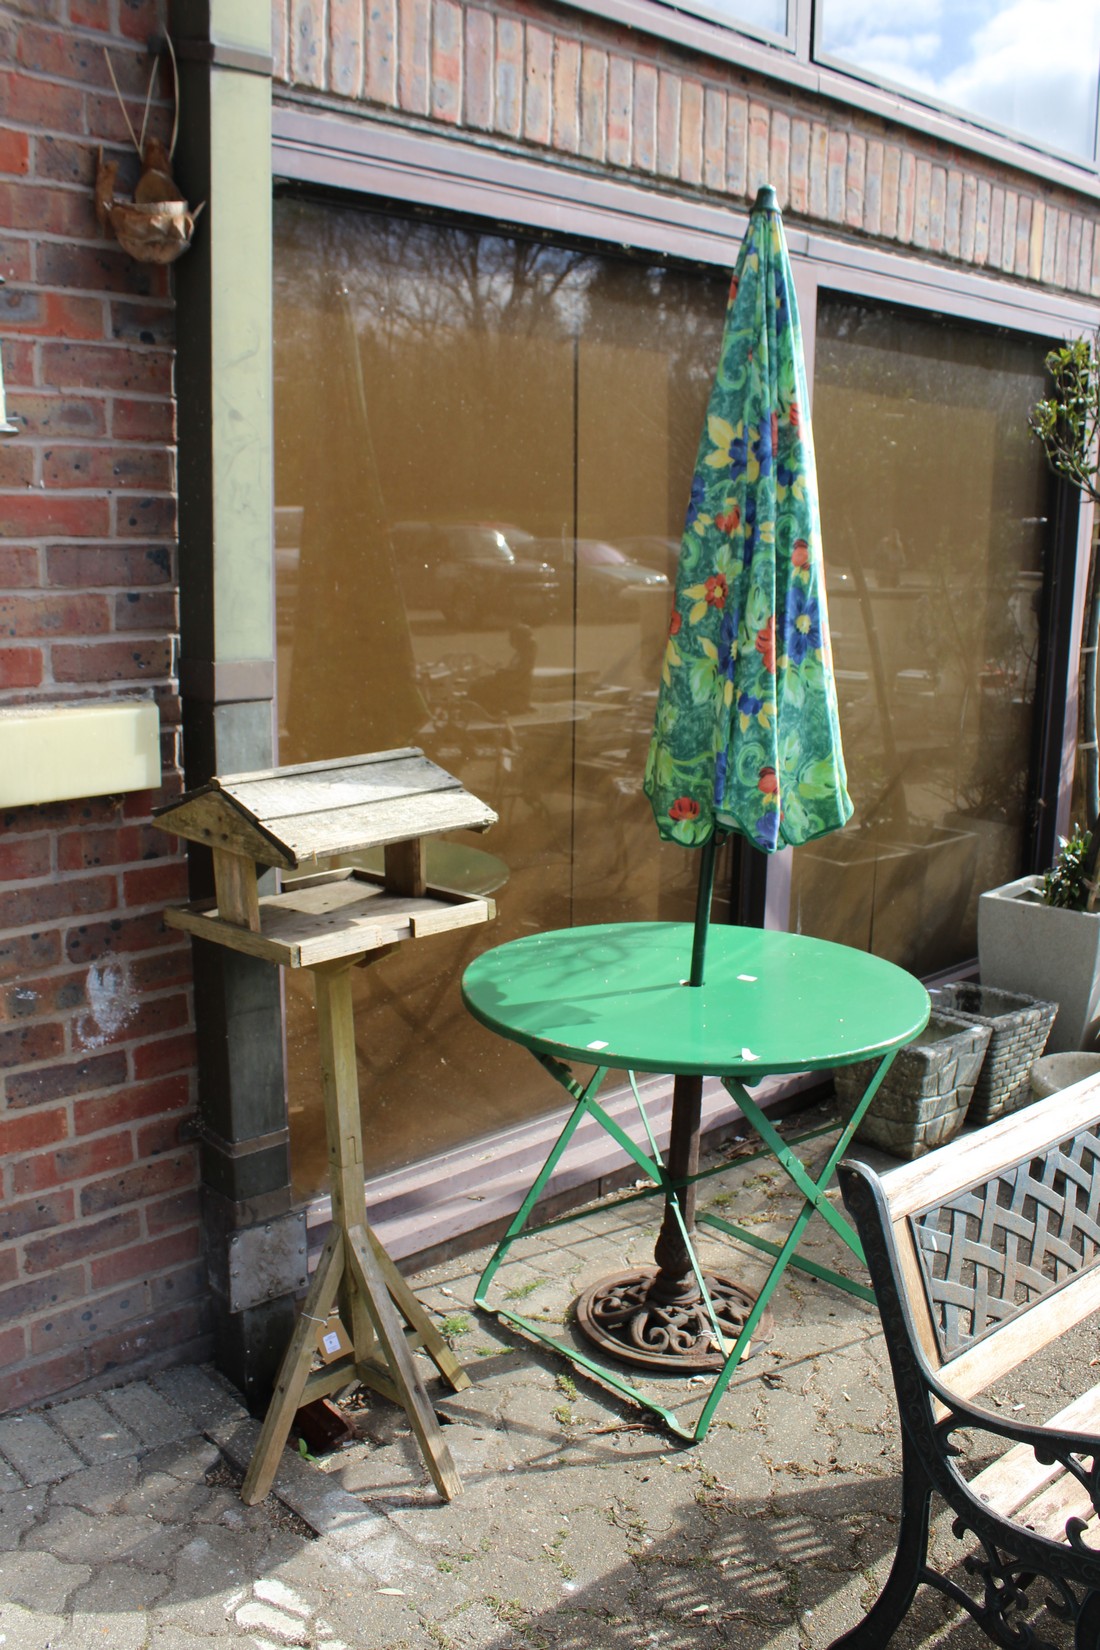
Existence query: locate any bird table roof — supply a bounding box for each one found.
[152,747,497,870]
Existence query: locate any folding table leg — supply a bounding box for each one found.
[689,1051,900,1439]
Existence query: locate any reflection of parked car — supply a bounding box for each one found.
[524,538,670,605]
[576,539,670,598]
[390,520,557,626]
[618,534,682,584]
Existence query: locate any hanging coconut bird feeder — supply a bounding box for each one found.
[95,35,204,266]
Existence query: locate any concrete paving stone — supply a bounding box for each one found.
[147,1629,236,1650]
[151,1362,249,1432]
[154,1586,275,1642]
[157,1524,275,1608]
[0,1482,48,1543]
[210,1416,407,1552]
[49,1455,140,1513]
[69,1559,169,1613]
[0,1547,93,1613]
[23,1502,186,1571]
[0,1412,85,1484]
[0,1451,24,1495]
[138,1432,222,1480]
[116,1468,218,1522]
[48,1394,143,1464]
[0,1600,68,1650]
[52,1612,151,1650]
[100,1380,196,1448]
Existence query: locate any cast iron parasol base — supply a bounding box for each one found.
[575,1265,774,1372]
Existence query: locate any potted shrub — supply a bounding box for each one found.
[978,335,1100,1053]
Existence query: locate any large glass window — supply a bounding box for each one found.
[816,1,1100,163]
[790,294,1053,975]
[274,197,735,1190]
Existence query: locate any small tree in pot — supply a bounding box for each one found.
[978,335,1100,1052]
[1029,332,1100,909]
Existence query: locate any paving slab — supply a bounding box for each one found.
[0,1412,85,1484]
[48,1394,142,1463]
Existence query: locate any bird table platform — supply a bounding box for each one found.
[154,748,498,1505]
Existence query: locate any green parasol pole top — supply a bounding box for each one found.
[752,184,780,213]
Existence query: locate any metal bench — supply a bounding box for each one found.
[828,1079,1100,1649]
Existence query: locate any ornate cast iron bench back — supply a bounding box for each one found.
[828,1079,1100,1650]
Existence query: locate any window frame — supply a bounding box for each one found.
[546,0,1100,194]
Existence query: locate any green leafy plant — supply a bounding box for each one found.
[1042,824,1094,910]
[1030,335,1100,909]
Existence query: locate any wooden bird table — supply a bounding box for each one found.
[155,748,498,1503]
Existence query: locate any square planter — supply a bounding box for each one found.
[834,1011,991,1161]
[978,875,1100,1053]
[928,982,1057,1125]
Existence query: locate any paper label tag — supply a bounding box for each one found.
[315,1313,352,1363]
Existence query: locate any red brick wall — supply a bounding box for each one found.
[0,0,206,1410]
[272,0,1100,298]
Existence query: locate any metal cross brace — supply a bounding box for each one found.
[473,1047,898,1442]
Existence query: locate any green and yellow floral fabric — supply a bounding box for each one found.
[644,191,853,852]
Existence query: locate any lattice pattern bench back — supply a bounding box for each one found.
[910,1124,1100,1360]
[869,1079,1100,1401]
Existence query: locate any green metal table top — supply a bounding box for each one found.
[462,922,930,1078]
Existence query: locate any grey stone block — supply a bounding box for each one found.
[0,1412,84,1484]
[100,1381,196,1448]
[49,1395,142,1463]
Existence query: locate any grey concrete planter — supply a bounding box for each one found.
[977,874,1100,1054]
[834,1011,991,1161]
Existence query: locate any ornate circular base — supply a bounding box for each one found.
[574,1266,774,1371]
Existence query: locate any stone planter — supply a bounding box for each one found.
[928,982,1057,1124]
[834,1011,991,1161]
[1030,1051,1100,1099]
[977,875,1100,1053]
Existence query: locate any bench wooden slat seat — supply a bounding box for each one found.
[827,1077,1100,1649]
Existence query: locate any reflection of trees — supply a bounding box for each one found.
[814,298,1050,829]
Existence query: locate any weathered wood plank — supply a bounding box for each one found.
[346,1224,463,1502]
[217,748,423,786]
[165,882,493,969]
[228,752,459,822]
[154,788,295,868]
[384,837,427,898]
[273,789,497,865]
[968,1385,1100,1515]
[212,848,261,932]
[241,1230,345,1505]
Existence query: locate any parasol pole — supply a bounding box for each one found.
[689,831,719,986]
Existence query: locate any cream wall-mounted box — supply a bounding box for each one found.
[0,700,161,808]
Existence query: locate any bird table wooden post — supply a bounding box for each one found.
[153,747,498,1503]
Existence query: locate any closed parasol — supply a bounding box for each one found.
[644,184,852,978]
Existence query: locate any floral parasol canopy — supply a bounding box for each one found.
[644,186,853,857]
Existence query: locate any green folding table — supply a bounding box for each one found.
[462,920,930,1440]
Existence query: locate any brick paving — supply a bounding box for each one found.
[0,1106,1080,1650]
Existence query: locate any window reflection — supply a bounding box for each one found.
[665,0,787,38]
[791,294,1051,975]
[817,0,1100,162]
[274,199,732,1188]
